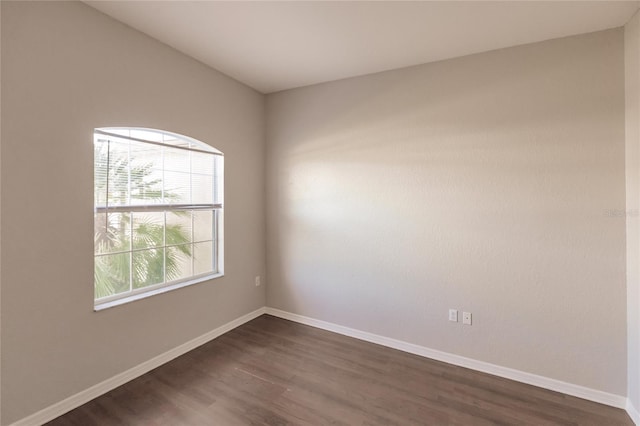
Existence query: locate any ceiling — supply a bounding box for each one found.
[86,1,640,94]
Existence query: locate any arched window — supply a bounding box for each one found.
[93,128,223,309]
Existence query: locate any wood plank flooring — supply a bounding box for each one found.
[47,315,633,425]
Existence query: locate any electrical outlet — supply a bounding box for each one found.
[449,309,458,322]
[255,276,261,287]
[462,312,472,325]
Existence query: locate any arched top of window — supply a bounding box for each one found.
[95,127,222,155]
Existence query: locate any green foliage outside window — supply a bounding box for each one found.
[94,143,191,299]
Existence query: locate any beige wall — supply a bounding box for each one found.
[266,29,627,395]
[626,10,640,419]
[1,2,266,424]
[1,2,633,423]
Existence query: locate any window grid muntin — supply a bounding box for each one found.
[94,211,216,257]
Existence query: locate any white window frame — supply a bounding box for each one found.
[93,128,224,311]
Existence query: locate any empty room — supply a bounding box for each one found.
[2,0,640,425]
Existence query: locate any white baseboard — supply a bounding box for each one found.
[11,306,634,425]
[265,307,628,410]
[10,307,267,426]
[628,399,640,425]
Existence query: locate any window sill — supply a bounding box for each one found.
[94,272,224,311]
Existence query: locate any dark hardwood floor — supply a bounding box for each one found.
[48,315,633,425]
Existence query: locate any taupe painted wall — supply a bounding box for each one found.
[266,29,627,395]
[1,2,266,424]
[1,2,633,423]
[626,10,640,418]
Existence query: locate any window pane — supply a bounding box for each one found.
[130,129,163,143]
[191,152,213,175]
[166,211,192,244]
[166,244,192,282]
[194,241,214,275]
[191,174,213,204]
[95,212,131,254]
[213,156,223,205]
[164,146,190,172]
[94,141,109,206]
[163,133,190,148]
[132,212,164,250]
[95,252,130,298]
[106,141,130,206]
[193,210,213,243]
[129,142,163,205]
[164,171,191,204]
[132,248,165,289]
